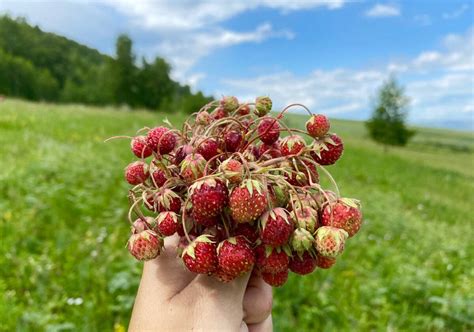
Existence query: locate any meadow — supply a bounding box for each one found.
[0,99,473,331]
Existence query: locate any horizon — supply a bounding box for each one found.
[0,1,473,130]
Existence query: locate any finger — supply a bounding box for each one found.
[243,274,273,325]
[248,315,273,332]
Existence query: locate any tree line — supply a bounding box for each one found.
[0,15,211,113]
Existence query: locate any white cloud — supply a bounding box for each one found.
[220,28,474,126]
[365,4,400,17]
[442,4,470,20]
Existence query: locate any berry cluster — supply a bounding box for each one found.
[120,96,362,287]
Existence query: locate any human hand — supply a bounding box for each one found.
[129,235,273,332]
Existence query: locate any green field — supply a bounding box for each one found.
[1,99,473,331]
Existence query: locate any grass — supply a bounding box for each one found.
[1,99,473,331]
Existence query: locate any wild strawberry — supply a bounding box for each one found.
[238,104,251,116]
[146,127,176,155]
[197,138,220,161]
[182,235,218,274]
[314,226,348,258]
[219,159,243,184]
[156,211,179,236]
[312,134,344,165]
[290,228,315,253]
[224,130,243,152]
[217,236,255,278]
[212,106,228,120]
[229,179,268,223]
[180,153,206,184]
[321,198,362,237]
[190,178,228,218]
[146,189,182,213]
[127,230,163,261]
[280,135,305,156]
[213,266,237,283]
[316,254,337,269]
[220,96,239,112]
[125,161,149,185]
[174,144,194,165]
[262,269,288,287]
[258,117,280,145]
[260,208,293,247]
[258,142,282,159]
[306,114,330,138]
[286,160,319,186]
[255,96,272,117]
[131,136,153,158]
[150,163,167,187]
[290,207,318,233]
[203,225,227,242]
[312,190,338,209]
[192,210,219,227]
[131,217,156,234]
[196,111,211,126]
[255,244,289,274]
[232,222,259,244]
[289,251,317,275]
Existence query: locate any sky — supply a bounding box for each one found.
[1,0,473,129]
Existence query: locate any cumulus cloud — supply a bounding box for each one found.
[365,4,400,17]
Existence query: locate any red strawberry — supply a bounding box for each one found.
[229,180,268,223]
[190,178,228,218]
[312,190,338,209]
[290,207,318,233]
[125,161,149,185]
[321,198,362,237]
[238,104,251,116]
[258,117,280,145]
[258,142,282,159]
[290,228,314,253]
[220,96,239,112]
[289,251,317,275]
[156,211,179,236]
[212,106,228,120]
[260,208,293,247]
[213,266,237,283]
[127,230,163,261]
[312,134,344,165]
[280,135,305,156]
[174,144,194,165]
[150,164,167,187]
[316,254,337,269]
[192,210,219,227]
[146,189,182,213]
[255,244,289,273]
[306,114,330,138]
[131,136,152,158]
[223,130,243,152]
[262,269,288,287]
[182,235,218,274]
[180,153,206,184]
[255,96,272,117]
[197,138,220,161]
[314,226,348,258]
[217,236,255,278]
[196,111,211,126]
[232,222,259,244]
[219,159,243,184]
[146,127,176,155]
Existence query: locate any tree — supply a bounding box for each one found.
[366,77,415,149]
[110,34,138,106]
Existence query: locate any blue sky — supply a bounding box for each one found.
[1,1,473,129]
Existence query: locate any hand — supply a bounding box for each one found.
[129,235,273,332]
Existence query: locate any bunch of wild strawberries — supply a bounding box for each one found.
[121,96,362,287]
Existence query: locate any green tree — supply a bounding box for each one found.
[138,57,174,110]
[110,34,138,106]
[366,77,415,149]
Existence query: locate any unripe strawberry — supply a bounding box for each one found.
[312,190,337,209]
[219,159,243,184]
[196,111,211,125]
[156,211,179,236]
[197,138,220,161]
[146,127,176,155]
[306,114,330,138]
[286,160,319,186]
[131,136,153,158]
[224,130,243,152]
[230,180,268,223]
[220,96,239,112]
[280,135,305,156]
[257,117,280,145]
[180,153,206,184]
[255,96,272,117]
[217,236,255,278]
[174,144,194,165]
[255,244,289,274]
[268,184,288,208]
[316,254,337,269]
[312,134,344,165]
[314,226,348,258]
[125,161,149,185]
[290,228,315,253]
[182,235,218,274]
[260,208,293,247]
[290,207,318,233]
[127,230,163,261]
[190,178,228,218]
[321,198,362,237]
[262,269,288,287]
[289,251,317,275]
[131,217,156,234]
